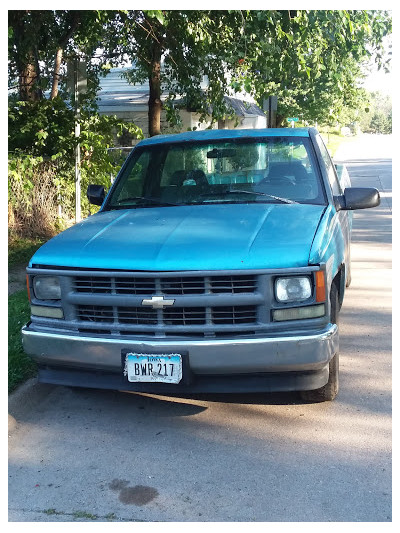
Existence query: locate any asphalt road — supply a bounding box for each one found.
[8,134,392,523]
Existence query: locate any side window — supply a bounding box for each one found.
[315,135,342,195]
[112,150,149,202]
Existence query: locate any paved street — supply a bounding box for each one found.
[8,134,392,522]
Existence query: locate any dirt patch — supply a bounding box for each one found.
[109,479,158,505]
[8,264,28,295]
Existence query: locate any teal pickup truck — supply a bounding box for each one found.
[22,128,380,401]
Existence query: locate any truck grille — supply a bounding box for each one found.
[68,272,261,337]
[76,305,257,327]
[73,274,256,295]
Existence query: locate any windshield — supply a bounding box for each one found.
[105,136,326,209]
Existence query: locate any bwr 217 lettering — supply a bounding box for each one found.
[134,363,175,376]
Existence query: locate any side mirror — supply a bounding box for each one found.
[87,184,106,206]
[335,187,380,211]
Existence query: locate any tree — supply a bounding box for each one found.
[8,10,115,104]
[358,91,392,133]
[99,11,240,136]
[8,10,143,235]
[9,9,392,136]
[229,10,392,126]
[101,10,391,135]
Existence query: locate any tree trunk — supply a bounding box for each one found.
[50,48,63,99]
[276,114,286,127]
[18,52,41,102]
[50,13,80,100]
[148,41,162,137]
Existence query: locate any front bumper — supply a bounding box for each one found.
[22,323,338,393]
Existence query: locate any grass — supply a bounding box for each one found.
[72,511,99,520]
[40,509,118,521]
[8,235,46,268]
[8,289,37,393]
[320,131,358,158]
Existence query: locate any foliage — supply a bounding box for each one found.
[8,9,143,236]
[319,130,358,157]
[8,153,70,238]
[8,290,36,393]
[357,91,392,133]
[8,9,392,136]
[8,10,115,102]
[227,10,392,126]
[8,96,142,236]
[8,96,75,157]
[97,10,392,132]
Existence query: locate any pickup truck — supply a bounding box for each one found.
[22,128,380,402]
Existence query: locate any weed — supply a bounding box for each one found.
[43,508,58,515]
[73,511,98,520]
[8,289,36,392]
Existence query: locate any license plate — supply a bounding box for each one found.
[124,353,182,384]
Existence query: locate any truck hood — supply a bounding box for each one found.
[30,204,326,271]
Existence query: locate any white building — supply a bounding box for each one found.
[97,68,267,143]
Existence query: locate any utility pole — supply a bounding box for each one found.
[74,57,81,223]
[67,57,87,223]
[263,96,277,128]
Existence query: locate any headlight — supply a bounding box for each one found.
[33,276,61,300]
[275,276,312,303]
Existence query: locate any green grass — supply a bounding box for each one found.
[8,235,45,268]
[320,131,358,158]
[72,511,98,520]
[8,289,37,393]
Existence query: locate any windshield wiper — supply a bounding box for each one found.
[201,189,298,204]
[111,196,179,207]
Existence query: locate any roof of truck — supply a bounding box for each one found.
[137,128,315,146]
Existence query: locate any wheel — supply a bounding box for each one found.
[300,283,339,402]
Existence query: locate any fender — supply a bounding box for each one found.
[309,205,346,296]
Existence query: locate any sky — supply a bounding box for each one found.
[361,34,392,95]
[362,69,392,95]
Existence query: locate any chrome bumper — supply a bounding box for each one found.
[22,324,338,375]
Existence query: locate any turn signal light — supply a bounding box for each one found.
[315,271,326,302]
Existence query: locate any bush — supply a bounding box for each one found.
[8,98,143,239]
[8,154,73,239]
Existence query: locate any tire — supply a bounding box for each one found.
[346,254,352,288]
[300,283,339,403]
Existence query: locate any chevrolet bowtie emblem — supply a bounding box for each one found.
[141,296,176,309]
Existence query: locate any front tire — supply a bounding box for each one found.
[346,253,352,288]
[300,283,339,402]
